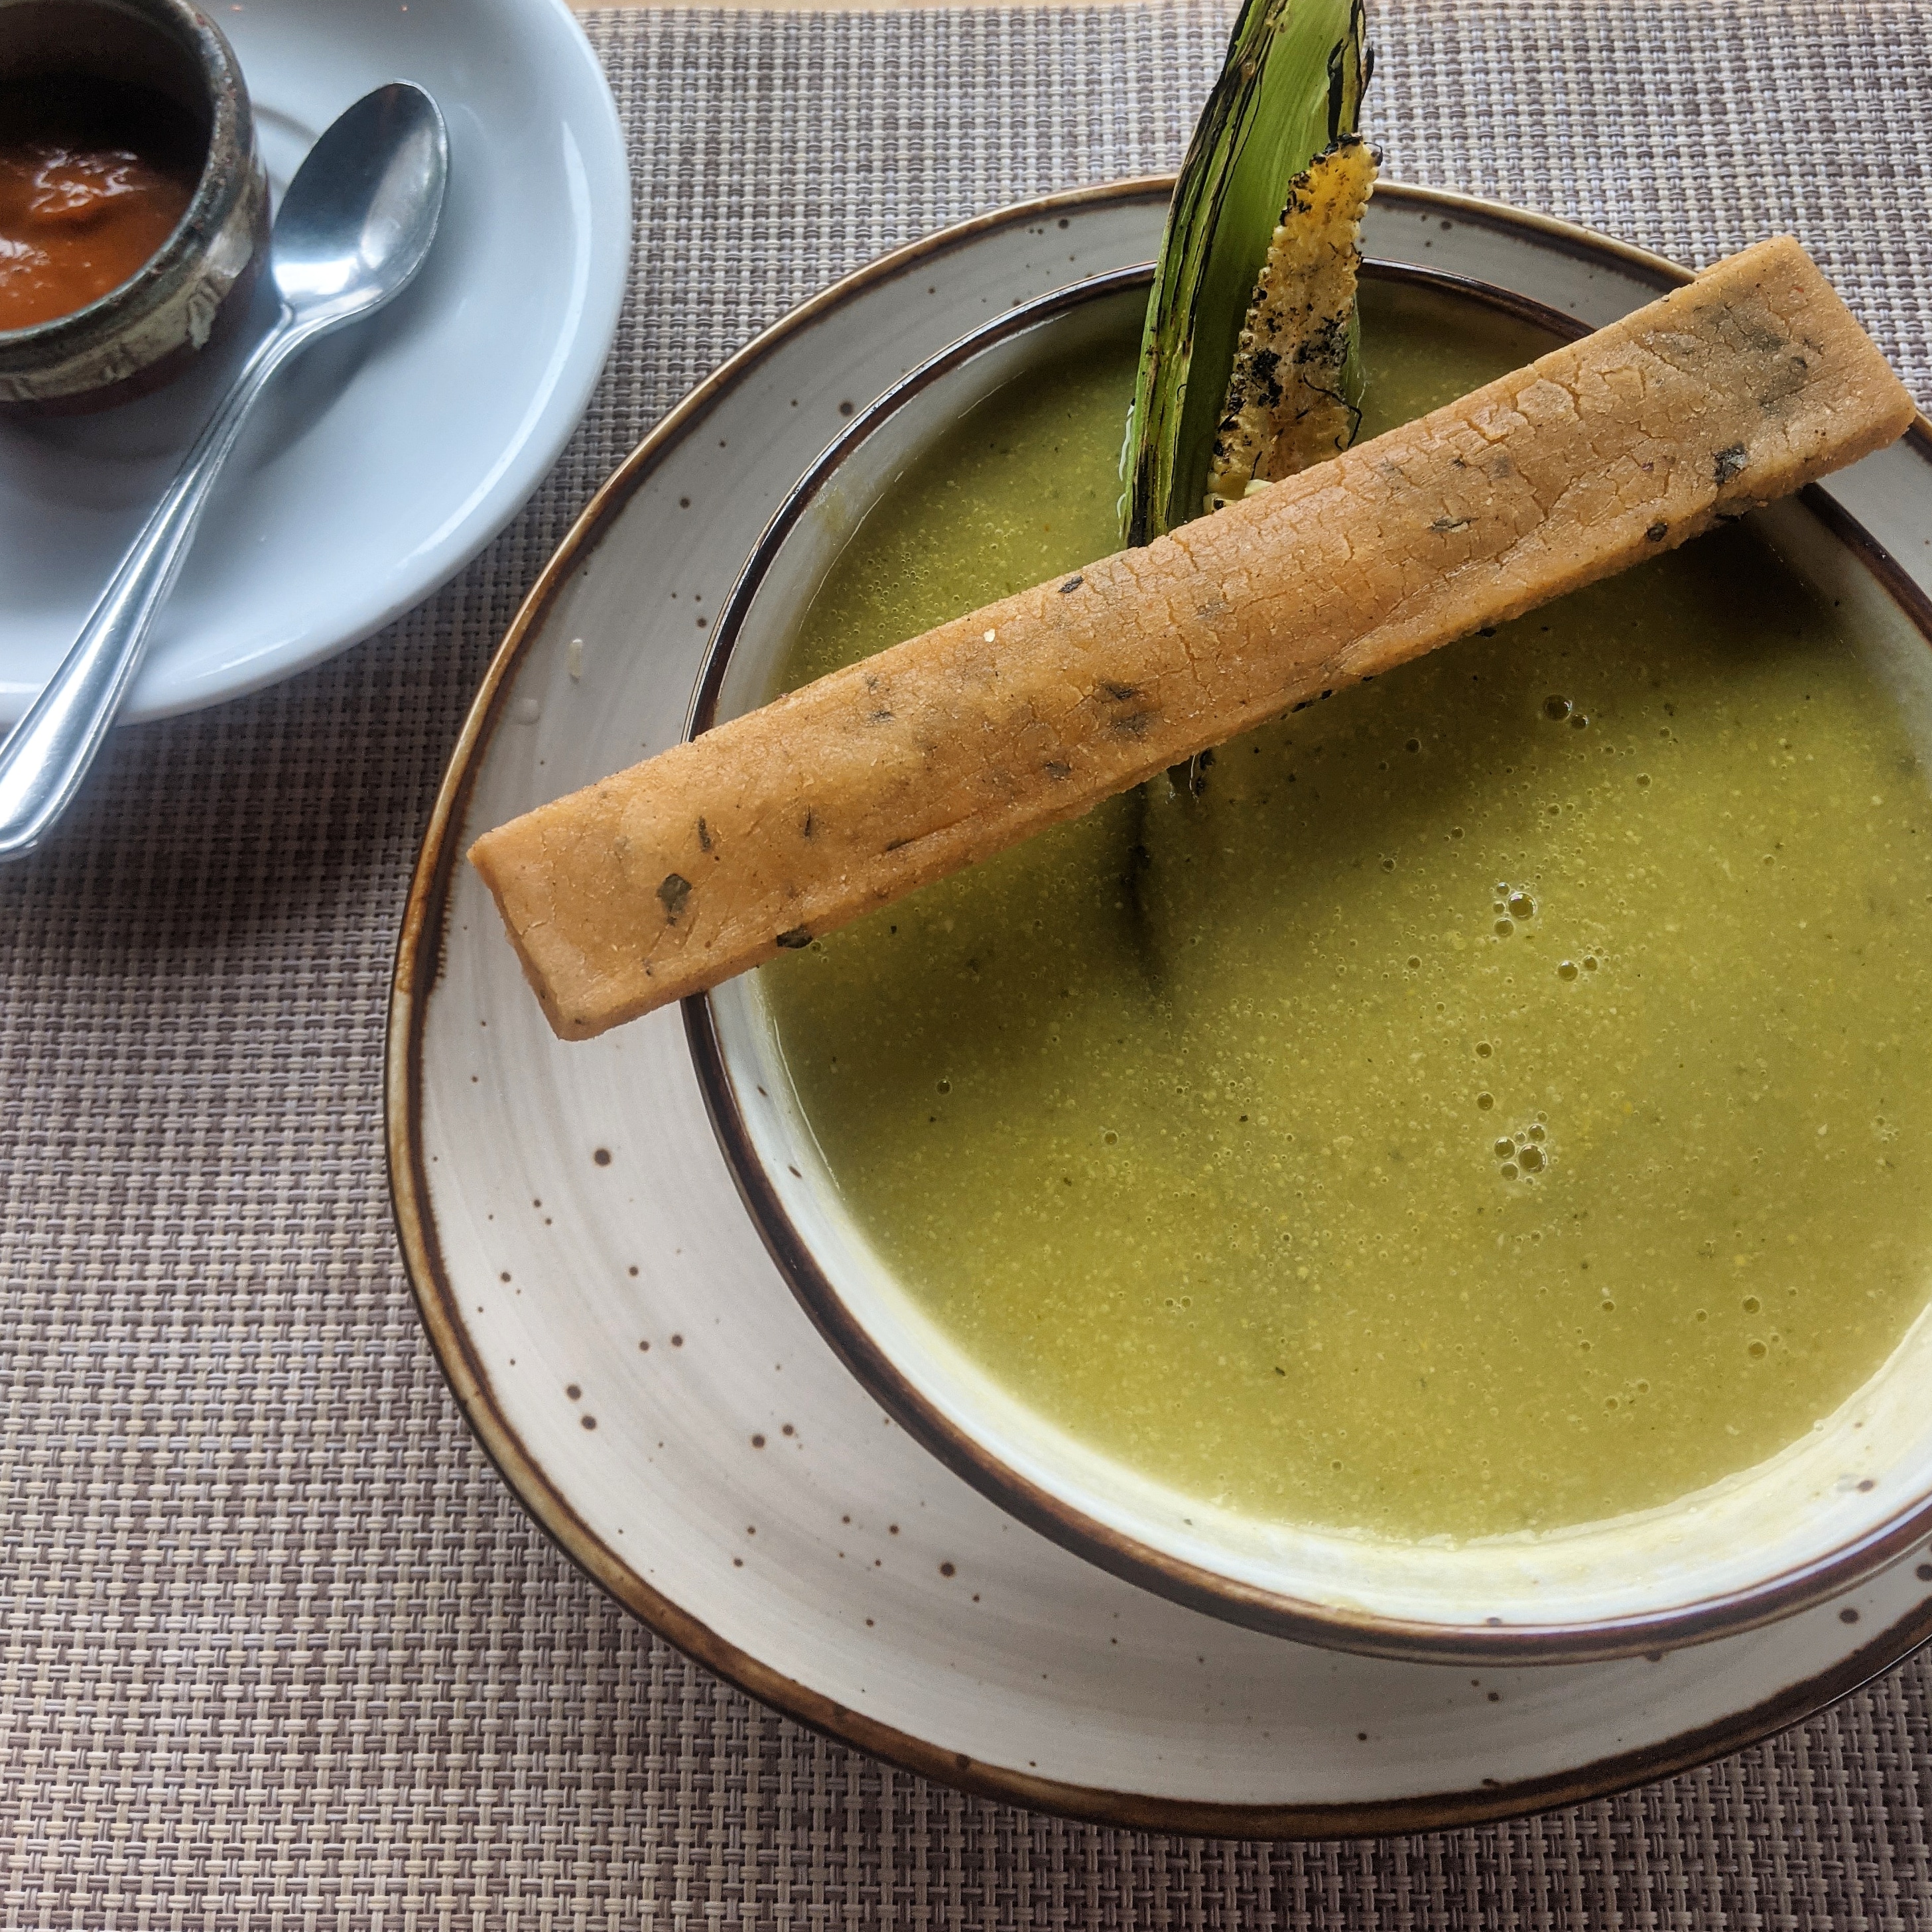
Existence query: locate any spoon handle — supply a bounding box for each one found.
[0,308,310,862]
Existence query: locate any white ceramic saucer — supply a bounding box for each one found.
[388,182,1932,1835]
[0,0,629,724]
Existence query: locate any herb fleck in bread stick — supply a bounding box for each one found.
[470,237,1915,1040]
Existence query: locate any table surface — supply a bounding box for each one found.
[2,3,1929,1927]
[568,0,1153,11]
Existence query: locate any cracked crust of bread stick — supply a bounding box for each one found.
[469,237,1916,1041]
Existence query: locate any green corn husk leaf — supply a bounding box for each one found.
[1122,0,1370,547]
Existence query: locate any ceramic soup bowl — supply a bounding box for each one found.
[690,261,1932,1665]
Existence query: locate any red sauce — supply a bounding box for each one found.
[0,79,202,331]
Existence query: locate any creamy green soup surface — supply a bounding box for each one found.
[756,277,1932,1541]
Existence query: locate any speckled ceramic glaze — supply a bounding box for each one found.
[389,182,1932,1835]
[0,0,269,413]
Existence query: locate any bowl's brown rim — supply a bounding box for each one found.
[0,0,255,355]
[681,249,1932,1668]
[386,176,1932,1839]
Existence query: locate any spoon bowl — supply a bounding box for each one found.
[273,84,448,324]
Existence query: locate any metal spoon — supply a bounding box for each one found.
[0,82,449,862]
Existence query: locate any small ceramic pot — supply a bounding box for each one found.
[0,0,269,415]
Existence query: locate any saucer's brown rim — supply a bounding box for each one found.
[687,239,1932,1669]
[386,177,1932,1839]
[0,0,257,357]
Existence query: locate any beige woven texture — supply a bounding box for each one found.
[2,2,1929,1924]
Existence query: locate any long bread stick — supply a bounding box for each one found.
[472,237,1915,1040]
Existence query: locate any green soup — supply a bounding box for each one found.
[756,277,1932,1541]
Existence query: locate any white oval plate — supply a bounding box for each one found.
[389,182,1932,1835]
[0,0,629,724]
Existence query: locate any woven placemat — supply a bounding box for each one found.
[3,2,1929,1923]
